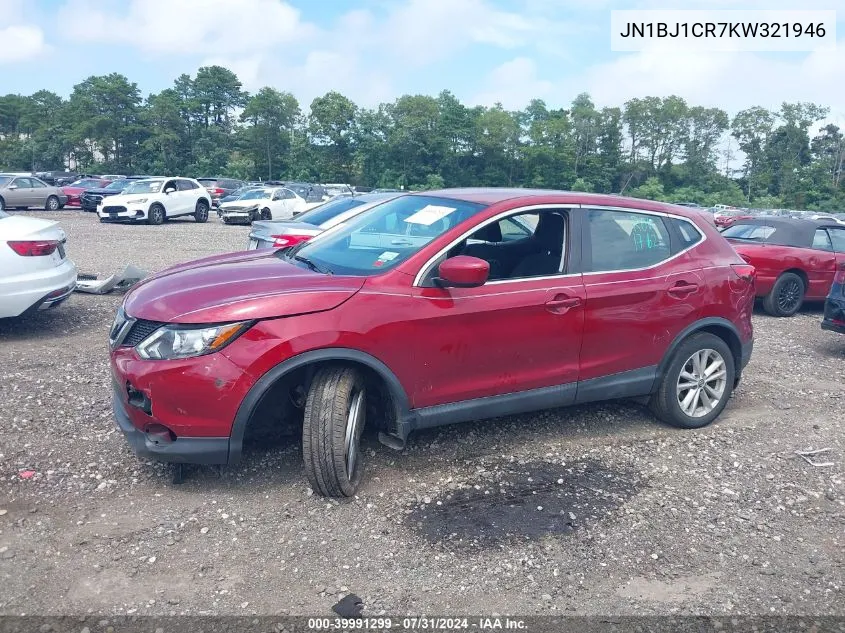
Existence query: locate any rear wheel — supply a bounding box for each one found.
[650,333,735,429]
[147,204,165,225]
[762,272,804,317]
[302,366,367,497]
[194,200,209,223]
[45,196,60,211]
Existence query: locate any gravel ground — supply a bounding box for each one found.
[0,210,843,617]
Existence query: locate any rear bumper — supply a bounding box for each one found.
[0,259,77,318]
[112,385,230,464]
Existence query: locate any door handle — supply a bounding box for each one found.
[668,282,699,297]
[545,296,581,313]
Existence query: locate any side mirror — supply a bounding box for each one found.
[7,184,17,190]
[434,255,489,288]
[164,188,175,194]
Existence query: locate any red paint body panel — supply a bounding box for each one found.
[124,250,365,323]
[62,179,112,205]
[729,242,837,299]
[110,190,755,446]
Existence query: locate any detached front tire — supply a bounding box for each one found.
[762,272,804,317]
[302,366,367,497]
[650,333,735,430]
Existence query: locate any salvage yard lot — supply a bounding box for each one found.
[0,210,843,616]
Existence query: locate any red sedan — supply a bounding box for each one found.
[723,218,845,316]
[61,177,113,207]
[714,209,753,229]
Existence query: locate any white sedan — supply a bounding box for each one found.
[0,210,78,318]
[218,187,321,224]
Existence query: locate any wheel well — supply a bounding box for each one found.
[694,324,741,370]
[198,197,210,207]
[782,268,808,290]
[241,359,399,445]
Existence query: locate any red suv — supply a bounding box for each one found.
[109,190,755,497]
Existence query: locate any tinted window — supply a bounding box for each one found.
[295,197,365,225]
[197,179,217,187]
[812,229,833,251]
[721,224,776,241]
[288,195,485,276]
[283,189,296,200]
[826,228,845,252]
[674,218,704,248]
[586,209,672,272]
[176,180,196,191]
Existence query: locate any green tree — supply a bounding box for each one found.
[308,91,358,181]
[240,87,300,180]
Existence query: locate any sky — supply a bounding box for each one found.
[2,0,844,127]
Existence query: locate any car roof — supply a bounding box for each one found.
[412,188,700,218]
[725,217,842,247]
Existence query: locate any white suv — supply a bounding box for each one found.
[97,178,211,225]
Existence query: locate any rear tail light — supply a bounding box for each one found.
[731,263,756,282]
[7,240,59,256]
[834,263,845,284]
[213,188,224,195]
[272,234,312,248]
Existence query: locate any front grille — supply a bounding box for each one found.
[122,319,165,347]
[84,195,102,203]
[103,205,127,213]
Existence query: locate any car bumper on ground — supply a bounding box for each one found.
[821,297,845,334]
[0,259,78,318]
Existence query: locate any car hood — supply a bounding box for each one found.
[123,249,365,324]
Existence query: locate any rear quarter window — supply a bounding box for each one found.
[672,218,704,251]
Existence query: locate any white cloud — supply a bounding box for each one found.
[0,25,47,64]
[0,0,48,64]
[470,57,554,110]
[57,0,316,56]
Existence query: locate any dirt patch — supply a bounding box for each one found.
[407,459,643,546]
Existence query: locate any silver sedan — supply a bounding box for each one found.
[0,174,68,211]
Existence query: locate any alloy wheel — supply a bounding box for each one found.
[344,389,365,480]
[777,279,802,313]
[676,349,728,418]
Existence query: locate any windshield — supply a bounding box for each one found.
[104,180,129,191]
[239,189,272,200]
[287,195,486,276]
[295,197,366,226]
[722,224,777,241]
[0,176,11,187]
[123,180,163,194]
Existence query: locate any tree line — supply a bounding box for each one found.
[0,65,843,210]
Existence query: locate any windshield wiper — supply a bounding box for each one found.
[293,254,332,275]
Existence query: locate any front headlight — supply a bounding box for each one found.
[126,198,148,204]
[136,322,252,360]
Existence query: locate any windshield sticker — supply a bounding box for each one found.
[403,205,456,226]
[372,251,400,268]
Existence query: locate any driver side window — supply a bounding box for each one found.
[422,209,567,286]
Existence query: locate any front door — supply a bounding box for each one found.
[407,208,585,409]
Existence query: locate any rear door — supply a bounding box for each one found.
[27,178,50,206]
[177,179,199,213]
[578,207,705,388]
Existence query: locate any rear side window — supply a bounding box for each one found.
[672,218,704,250]
[586,209,672,272]
[813,229,833,251]
[176,180,196,191]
